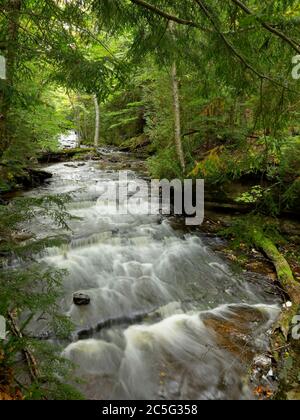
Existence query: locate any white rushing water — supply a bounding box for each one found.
[59,131,79,149]
[25,155,281,400]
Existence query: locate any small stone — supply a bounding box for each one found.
[253,355,272,369]
[73,292,91,306]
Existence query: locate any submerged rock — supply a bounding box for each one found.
[64,163,77,168]
[73,293,91,306]
[202,305,270,363]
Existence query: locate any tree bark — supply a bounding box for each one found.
[169,21,185,173]
[171,61,185,173]
[93,94,100,148]
[0,0,22,159]
[75,95,82,148]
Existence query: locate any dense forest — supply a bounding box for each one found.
[0,0,300,401]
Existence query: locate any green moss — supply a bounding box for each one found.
[251,228,300,304]
[62,147,95,155]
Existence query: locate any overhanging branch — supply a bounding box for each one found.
[130,0,205,31]
[130,0,297,89]
[231,0,300,55]
[193,0,277,84]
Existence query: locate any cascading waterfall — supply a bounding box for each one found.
[59,131,79,149]
[24,155,281,400]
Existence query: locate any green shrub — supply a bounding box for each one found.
[147,147,183,179]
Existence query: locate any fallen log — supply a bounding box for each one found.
[249,227,300,342]
[250,228,300,305]
[38,148,95,163]
[205,201,253,214]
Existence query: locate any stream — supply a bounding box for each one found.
[22,143,282,400]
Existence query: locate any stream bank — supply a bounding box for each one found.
[0,165,53,198]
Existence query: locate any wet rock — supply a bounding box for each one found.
[0,251,9,258]
[0,167,52,195]
[12,231,34,242]
[0,197,7,205]
[77,328,94,340]
[64,163,77,168]
[245,260,275,277]
[39,148,96,163]
[108,157,120,163]
[151,302,183,319]
[15,169,52,189]
[202,305,268,363]
[253,355,272,369]
[73,293,91,306]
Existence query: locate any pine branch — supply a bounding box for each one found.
[130,0,208,31]
[130,0,259,35]
[8,312,39,382]
[231,0,300,54]
[130,0,195,26]
[130,0,298,91]
[193,0,298,91]
[192,1,264,78]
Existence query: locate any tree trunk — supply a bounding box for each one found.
[75,95,82,148]
[0,0,22,160]
[169,21,185,173]
[93,94,100,148]
[76,129,82,148]
[171,61,185,173]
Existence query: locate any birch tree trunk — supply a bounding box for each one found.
[169,21,185,173]
[75,99,82,148]
[76,127,82,148]
[94,94,100,148]
[171,60,185,173]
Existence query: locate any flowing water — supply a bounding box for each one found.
[59,131,79,149]
[24,147,281,400]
